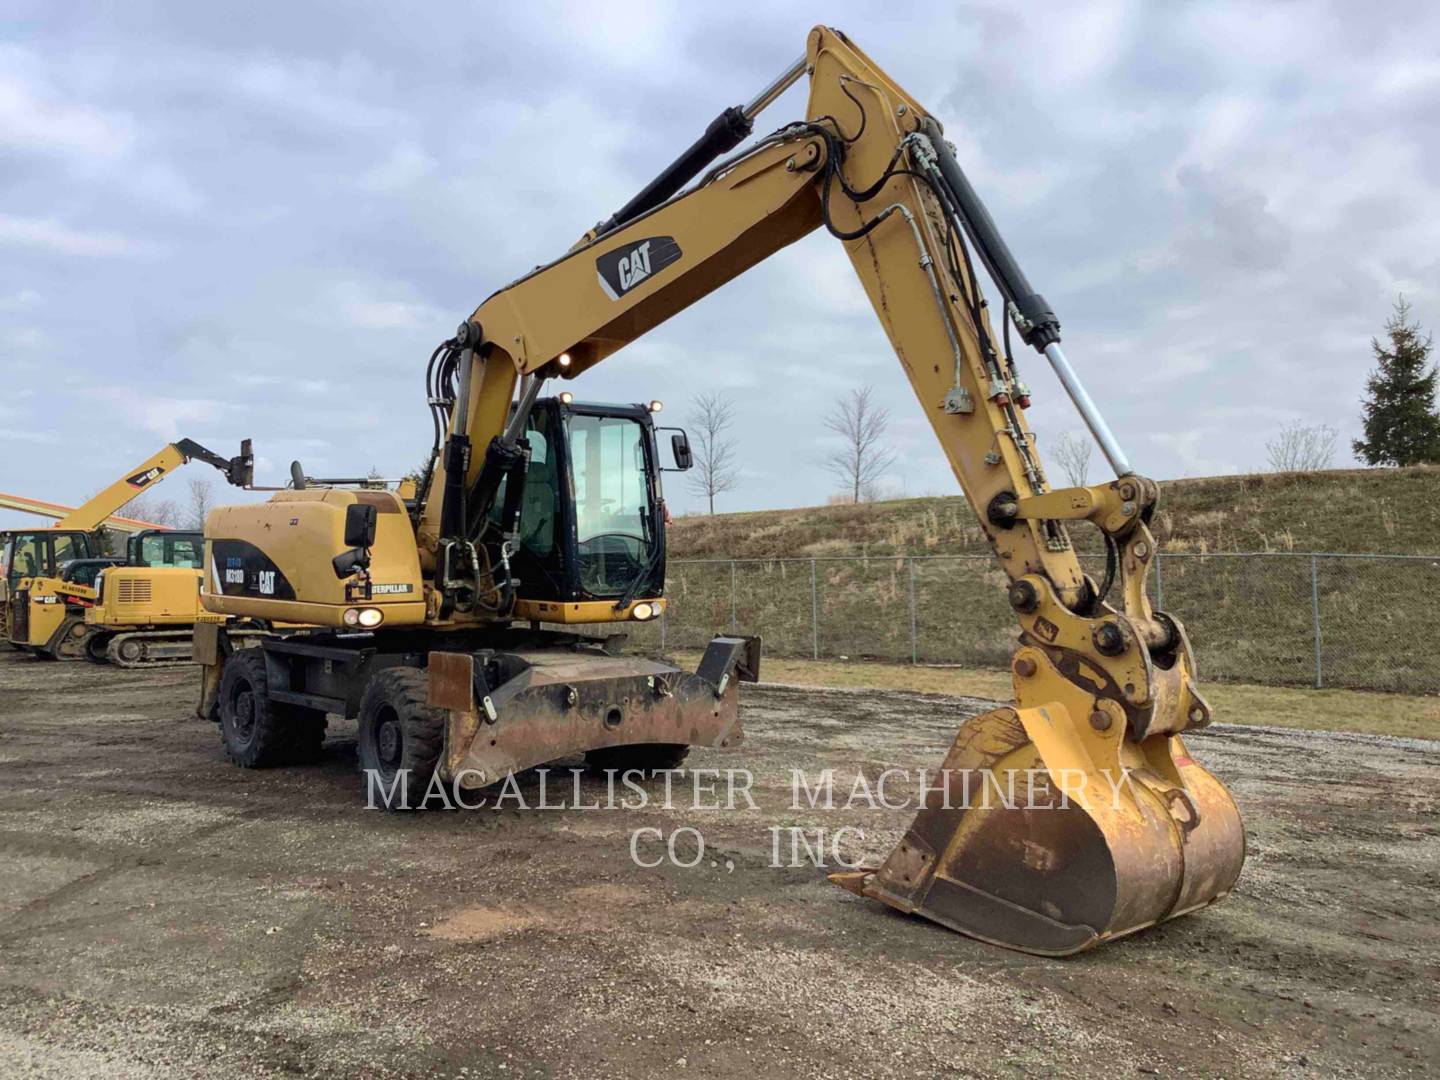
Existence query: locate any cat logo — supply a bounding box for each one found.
[125,465,166,488]
[596,236,682,300]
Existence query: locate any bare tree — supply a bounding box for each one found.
[117,492,181,527]
[186,477,214,529]
[1266,422,1338,473]
[685,391,741,514]
[1051,431,1093,487]
[824,385,896,503]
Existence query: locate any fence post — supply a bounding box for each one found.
[1154,551,1164,609]
[810,558,819,660]
[1310,554,1322,689]
[729,560,737,632]
[908,557,918,665]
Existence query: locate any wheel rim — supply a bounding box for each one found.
[232,686,257,743]
[374,705,402,772]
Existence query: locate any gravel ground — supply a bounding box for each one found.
[0,649,1436,1078]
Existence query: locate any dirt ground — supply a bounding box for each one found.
[1,649,1436,1079]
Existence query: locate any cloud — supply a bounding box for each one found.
[0,62,135,159]
[0,215,145,257]
[327,280,447,332]
[82,388,220,440]
[0,428,61,445]
[359,143,437,193]
[0,288,42,310]
[4,1,1440,514]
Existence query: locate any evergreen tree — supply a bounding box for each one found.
[1353,296,1440,466]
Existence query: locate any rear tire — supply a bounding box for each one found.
[357,668,445,806]
[218,649,326,767]
[585,743,690,774]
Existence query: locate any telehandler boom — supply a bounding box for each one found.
[201,26,1244,955]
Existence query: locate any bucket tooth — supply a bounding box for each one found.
[830,704,1245,956]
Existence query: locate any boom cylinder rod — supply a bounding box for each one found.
[502,375,544,445]
[1043,342,1133,477]
[743,55,807,119]
[914,122,1136,479]
[453,348,476,437]
[593,54,808,239]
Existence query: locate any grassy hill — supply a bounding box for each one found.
[653,466,1440,694]
[669,465,1440,558]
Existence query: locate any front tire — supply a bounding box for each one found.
[218,649,326,767]
[357,668,445,806]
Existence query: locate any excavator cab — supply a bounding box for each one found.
[502,398,680,624]
[126,529,205,569]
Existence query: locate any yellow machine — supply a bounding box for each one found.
[6,438,253,662]
[0,493,163,642]
[78,528,235,665]
[200,27,1244,956]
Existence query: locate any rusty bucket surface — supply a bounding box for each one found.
[830,703,1245,956]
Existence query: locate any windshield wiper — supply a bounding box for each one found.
[612,506,660,611]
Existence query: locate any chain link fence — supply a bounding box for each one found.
[626,553,1440,694]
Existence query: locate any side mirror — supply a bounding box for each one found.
[332,547,370,579]
[343,503,378,548]
[670,432,693,471]
[290,461,307,490]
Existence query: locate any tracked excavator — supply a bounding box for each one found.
[6,438,254,662]
[199,27,1245,956]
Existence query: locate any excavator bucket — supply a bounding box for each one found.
[830,703,1245,956]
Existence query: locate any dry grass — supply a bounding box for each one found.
[675,652,1440,741]
[670,465,1440,559]
[660,466,1440,696]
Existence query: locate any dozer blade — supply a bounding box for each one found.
[830,703,1245,956]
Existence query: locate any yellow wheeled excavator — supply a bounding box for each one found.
[6,438,254,662]
[199,26,1245,956]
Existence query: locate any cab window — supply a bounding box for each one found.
[567,414,654,594]
[489,419,559,558]
[52,534,85,564]
[7,535,43,585]
[134,533,203,568]
[168,537,202,568]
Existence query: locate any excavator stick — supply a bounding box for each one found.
[830,703,1244,955]
[789,26,1247,952]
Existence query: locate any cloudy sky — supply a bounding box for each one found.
[3,0,1437,529]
